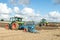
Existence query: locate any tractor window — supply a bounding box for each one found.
[10,18,15,21]
[13,18,15,21]
[15,18,22,21]
[10,17,22,22]
[19,19,22,21]
[16,18,18,21]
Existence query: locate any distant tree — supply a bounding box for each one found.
[0,19,4,21]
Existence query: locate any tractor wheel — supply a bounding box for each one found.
[5,24,9,29]
[12,22,19,30]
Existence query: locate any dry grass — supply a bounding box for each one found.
[0,27,60,40]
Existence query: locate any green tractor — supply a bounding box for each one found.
[39,18,48,26]
[7,17,24,30]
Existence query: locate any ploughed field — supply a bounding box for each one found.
[0,21,60,40]
[0,27,60,40]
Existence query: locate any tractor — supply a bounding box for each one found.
[6,17,38,33]
[24,21,38,33]
[6,17,24,30]
[39,18,48,26]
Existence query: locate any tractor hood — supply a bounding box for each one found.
[16,21,24,24]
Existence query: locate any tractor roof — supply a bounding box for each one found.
[10,17,23,19]
[14,17,23,19]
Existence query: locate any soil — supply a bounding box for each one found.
[0,27,60,40]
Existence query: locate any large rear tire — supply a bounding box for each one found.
[12,22,19,30]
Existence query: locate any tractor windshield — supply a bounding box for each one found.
[18,18,22,22]
[10,17,22,22]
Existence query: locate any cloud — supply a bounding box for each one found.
[0,3,12,20]
[21,7,41,21]
[47,11,60,22]
[21,7,40,17]
[1,3,60,22]
[10,0,16,5]
[10,0,30,6]
[38,11,60,22]
[14,7,60,22]
[15,8,32,21]
[21,7,35,16]
[14,7,41,21]
[13,7,20,13]
[0,3,12,14]
[1,14,10,18]
[0,3,41,21]
[18,0,30,6]
[48,11,60,19]
[0,14,10,21]
[52,0,60,4]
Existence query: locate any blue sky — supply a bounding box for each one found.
[29,0,60,15]
[0,0,60,15]
[0,0,60,22]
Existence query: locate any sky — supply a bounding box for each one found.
[0,0,60,22]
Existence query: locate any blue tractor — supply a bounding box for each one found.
[24,22,38,33]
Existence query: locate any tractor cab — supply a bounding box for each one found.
[10,17,22,22]
[9,17,24,30]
